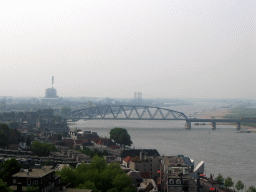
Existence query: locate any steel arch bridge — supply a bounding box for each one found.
[65,105,188,121]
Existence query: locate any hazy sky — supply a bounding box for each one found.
[0,0,255,99]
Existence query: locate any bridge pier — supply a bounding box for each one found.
[236,122,241,130]
[211,122,216,130]
[185,120,191,129]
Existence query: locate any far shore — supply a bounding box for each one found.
[242,126,256,132]
[201,107,256,131]
[67,123,77,126]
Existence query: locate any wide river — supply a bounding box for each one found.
[70,102,256,187]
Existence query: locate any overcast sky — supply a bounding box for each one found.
[0,0,255,99]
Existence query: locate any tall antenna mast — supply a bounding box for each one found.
[52,76,54,87]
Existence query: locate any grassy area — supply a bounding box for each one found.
[224,107,256,127]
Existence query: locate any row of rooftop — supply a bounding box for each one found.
[3,145,205,192]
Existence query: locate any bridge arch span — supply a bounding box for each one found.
[66,105,188,121]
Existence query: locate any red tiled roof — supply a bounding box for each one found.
[109,145,119,149]
[76,139,90,144]
[123,156,132,163]
[96,140,104,145]
[96,138,113,145]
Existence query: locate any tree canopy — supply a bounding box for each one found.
[235,180,244,191]
[0,158,23,186]
[215,173,224,185]
[109,128,132,147]
[25,185,39,192]
[247,186,256,192]
[7,121,18,129]
[30,141,58,156]
[0,179,13,192]
[224,177,234,189]
[57,156,135,192]
[0,123,12,146]
[79,147,108,158]
[0,130,8,147]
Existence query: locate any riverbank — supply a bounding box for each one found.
[195,107,231,119]
[197,107,256,131]
[242,126,256,132]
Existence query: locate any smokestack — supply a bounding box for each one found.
[52,76,54,86]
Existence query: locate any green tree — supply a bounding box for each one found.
[0,130,8,147]
[247,186,256,192]
[25,185,39,192]
[108,188,119,192]
[2,112,15,121]
[76,163,88,174]
[8,121,18,129]
[112,174,135,192]
[0,159,23,185]
[80,147,108,158]
[31,141,58,156]
[77,180,97,192]
[61,107,72,116]
[224,177,234,190]
[89,156,107,171]
[215,173,224,185]
[235,180,244,191]
[109,128,132,148]
[0,179,13,192]
[57,157,135,192]
[57,166,80,187]
[0,123,11,137]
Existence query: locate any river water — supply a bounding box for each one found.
[70,102,256,187]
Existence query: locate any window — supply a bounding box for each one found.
[169,179,174,184]
[33,180,38,185]
[13,179,16,184]
[176,179,181,184]
[27,178,31,186]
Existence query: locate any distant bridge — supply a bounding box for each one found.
[66,105,188,121]
[66,105,256,130]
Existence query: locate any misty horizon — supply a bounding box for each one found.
[1,1,255,99]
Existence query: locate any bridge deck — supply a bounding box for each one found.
[190,119,256,123]
[67,118,256,123]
